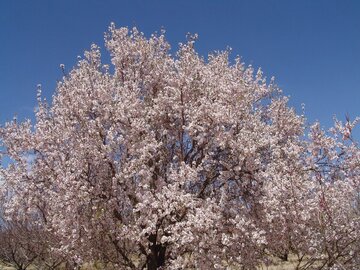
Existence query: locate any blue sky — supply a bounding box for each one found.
[1,0,359,139]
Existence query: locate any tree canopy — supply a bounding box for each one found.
[0,25,359,269]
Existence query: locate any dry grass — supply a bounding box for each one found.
[0,258,310,270]
[258,259,303,270]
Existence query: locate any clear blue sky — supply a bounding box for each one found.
[1,0,359,139]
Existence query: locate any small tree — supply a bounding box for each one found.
[0,215,65,270]
[0,219,43,270]
[0,24,359,269]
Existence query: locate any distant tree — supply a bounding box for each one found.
[0,24,359,269]
[0,215,65,270]
[0,218,43,270]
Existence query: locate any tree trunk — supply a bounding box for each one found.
[146,234,166,270]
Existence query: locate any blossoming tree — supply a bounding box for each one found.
[0,24,359,269]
